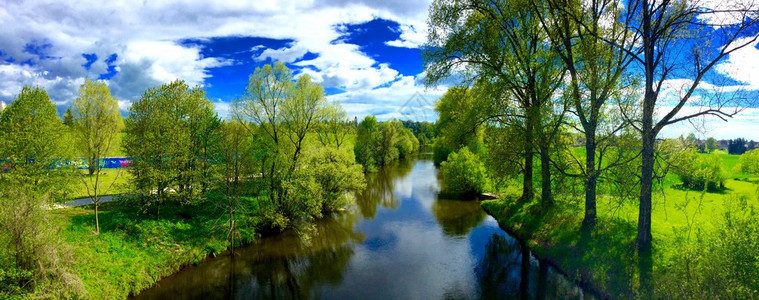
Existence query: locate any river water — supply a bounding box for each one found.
[135,158,593,299]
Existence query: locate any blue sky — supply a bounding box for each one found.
[0,0,441,123]
[0,0,757,139]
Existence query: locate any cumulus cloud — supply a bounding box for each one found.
[330,74,446,122]
[0,0,434,115]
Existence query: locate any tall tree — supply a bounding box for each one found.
[124,80,219,217]
[316,103,350,149]
[537,0,640,229]
[425,0,566,204]
[0,86,78,291]
[236,62,338,231]
[236,62,293,205]
[217,120,256,256]
[70,79,124,233]
[620,0,759,252]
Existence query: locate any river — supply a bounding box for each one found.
[134,157,593,299]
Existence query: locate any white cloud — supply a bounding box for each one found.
[330,74,446,122]
[0,0,433,114]
[695,0,759,27]
[658,106,759,140]
[121,41,232,86]
[386,24,427,48]
[715,38,759,90]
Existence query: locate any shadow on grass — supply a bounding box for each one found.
[482,198,643,298]
[670,183,730,194]
[67,197,229,257]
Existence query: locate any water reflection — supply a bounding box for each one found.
[135,213,363,299]
[355,159,414,219]
[135,158,592,299]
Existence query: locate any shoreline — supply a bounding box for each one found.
[480,200,615,299]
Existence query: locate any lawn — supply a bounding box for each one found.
[482,152,759,298]
[49,191,261,299]
[65,168,133,200]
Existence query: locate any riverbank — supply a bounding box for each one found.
[46,194,259,299]
[481,198,633,299]
[481,178,759,298]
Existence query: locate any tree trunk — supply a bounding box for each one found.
[539,144,553,206]
[95,201,100,234]
[582,134,597,230]
[522,113,535,202]
[637,131,654,253]
[638,0,655,254]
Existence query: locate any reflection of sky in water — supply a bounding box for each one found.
[135,159,590,300]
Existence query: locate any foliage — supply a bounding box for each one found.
[657,195,759,298]
[124,80,221,215]
[354,116,380,171]
[316,102,351,149]
[69,78,124,233]
[0,86,83,297]
[237,62,364,233]
[440,147,491,195]
[671,148,726,191]
[433,87,485,164]
[706,137,718,153]
[738,149,759,176]
[400,120,435,147]
[301,146,366,213]
[354,116,419,171]
[728,138,749,155]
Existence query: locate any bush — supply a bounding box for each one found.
[657,195,759,298]
[440,147,491,195]
[672,149,725,191]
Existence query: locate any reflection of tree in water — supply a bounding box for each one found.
[356,159,414,219]
[238,212,364,299]
[135,212,363,300]
[475,233,588,300]
[476,233,523,298]
[431,199,486,236]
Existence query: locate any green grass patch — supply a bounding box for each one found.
[65,169,133,200]
[50,193,260,299]
[483,174,759,298]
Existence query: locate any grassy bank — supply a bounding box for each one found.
[482,173,759,298]
[46,193,260,299]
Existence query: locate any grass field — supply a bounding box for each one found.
[65,168,133,200]
[49,191,260,298]
[482,152,759,298]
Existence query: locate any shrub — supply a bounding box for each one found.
[440,147,491,195]
[672,149,725,191]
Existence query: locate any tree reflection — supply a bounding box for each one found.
[431,199,486,236]
[355,158,414,219]
[135,212,363,300]
[474,233,588,299]
[476,233,523,298]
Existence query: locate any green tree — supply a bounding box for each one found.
[0,86,82,295]
[425,0,566,205]
[738,149,759,176]
[217,120,257,256]
[316,102,350,149]
[433,87,485,164]
[537,0,639,229]
[70,79,124,233]
[237,62,344,232]
[124,80,220,217]
[706,137,718,153]
[377,120,400,165]
[671,148,725,191]
[355,116,381,171]
[440,147,491,195]
[618,0,759,252]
